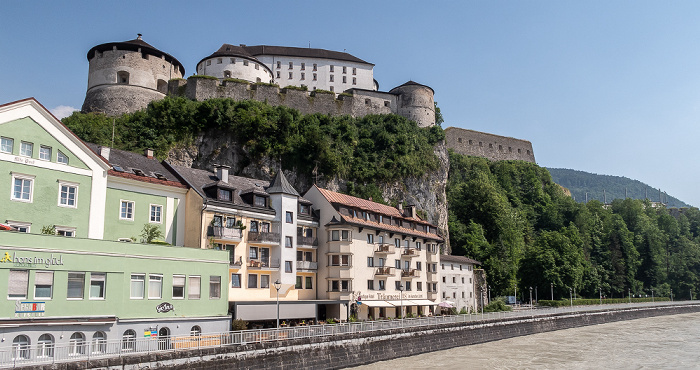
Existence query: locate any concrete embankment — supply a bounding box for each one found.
[23,303,700,370]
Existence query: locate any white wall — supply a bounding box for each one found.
[197,57,273,83]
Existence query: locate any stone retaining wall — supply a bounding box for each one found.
[23,304,700,370]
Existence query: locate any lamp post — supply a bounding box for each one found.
[480,285,484,315]
[551,283,554,301]
[671,288,673,301]
[535,286,538,304]
[628,288,631,304]
[529,287,533,312]
[569,287,573,309]
[487,285,491,304]
[398,285,404,320]
[273,279,282,328]
[599,287,602,305]
[651,289,654,303]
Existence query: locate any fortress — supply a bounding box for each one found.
[82,35,535,162]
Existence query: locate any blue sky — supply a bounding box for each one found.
[2,1,700,206]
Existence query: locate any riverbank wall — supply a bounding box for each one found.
[21,303,700,370]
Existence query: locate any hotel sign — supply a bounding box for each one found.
[1,251,65,268]
[15,301,46,318]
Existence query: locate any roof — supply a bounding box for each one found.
[196,44,270,71]
[87,35,185,76]
[389,80,435,94]
[266,171,300,196]
[440,254,481,265]
[244,45,372,65]
[84,143,187,188]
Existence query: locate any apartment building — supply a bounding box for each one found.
[439,255,481,312]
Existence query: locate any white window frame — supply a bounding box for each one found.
[6,221,30,233]
[148,274,163,299]
[55,226,76,237]
[11,173,34,203]
[120,200,135,220]
[34,271,54,300]
[89,273,106,300]
[66,272,85,300]
[58,181,79,208]
[19,141,33,157]
[172,274,186,299]
[149,204,163,223]
[39,146,51,161]
[130,274,145,299]
[57,151,68,164]
[0,137,13,153]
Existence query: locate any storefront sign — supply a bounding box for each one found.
[0,251,64,268]
[377,293,425,300]
[156,302,173,313]
[15,301,46,318]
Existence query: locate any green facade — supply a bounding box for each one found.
[103,187,175,243]
[0,232,229,320]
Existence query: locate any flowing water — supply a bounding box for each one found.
[355,312,700,369]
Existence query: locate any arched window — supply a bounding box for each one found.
[122,329,136,351]
[69,332,86,355]
[37,334,54,358]
[117,71,129,84]
[256,77,261,83]
[190,325,202,336]
[12,335,30,360]
[157,79,167,94]
[223,70,232,79]
[92,332,106,354]
[158,327,171,350]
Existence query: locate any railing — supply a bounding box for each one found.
[247,257,280,269]
[375,267,393,276]
[230,255,243,266]
[401,269,418,278]
[296,261,318,270]
[296,236,318,248]
[401,248,418,257]
[211,226,243,240]
[1,301,697,368]
[247,232,281,244]
[375,244,394,254]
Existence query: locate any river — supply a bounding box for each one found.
[355,312,700,369]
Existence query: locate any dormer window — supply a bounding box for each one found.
[300,204,310,215]
[218,189,231,201]
[154,173,167,180]
[254,195,266,207]
[132,169,145,176]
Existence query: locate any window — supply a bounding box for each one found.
[67,272,85,299]
[189,276,201,299]
[368,280,374,290]
[417,282,422,291]
[285,261,293,273]
[120,200,134,220]
[405,281,411,291]
[261,222,270,233]
[173,275,186,298]
[8,270,28,299]
[37,334,54,358]
[58,182,78,208]
[190,326,202,337]
[395,281,402,290]
[296,276,302,289]
[18,142,30,157]
[277,61,281,69]
[301,72,305,80]
[329,75,334,82]
[130,274,145,299]
[313,73,317,81]
[451,264,454,270]
[331,230,339,241]
[342,230,350,240]
[56,226,75,237]
[117,71,129,84]
[254,195,266,207]
[395,259,401,269]
[243,60,249,66]
[442,276,446,283]
[261,274,270,289]
[12,335,30,360]
[39,146,51,160]
[404,260,410,270]
[150,204,162,223]
[231,274,241,288]
[218,188,231,201]
[405,240,410,248]
[395,238,400,247]
[352,67,357,75]
[367,257,374,267]
[286,211,293,223]
[217,58,222,64]
[305,276,313,289]
[329,65,334,72]
[149,275,162,299]
[378,258,385,267]
[69,332,86,355]
[11,173,33,202]
[122,330,136,351]
[462,277,465,284]
[57,151,69,164]
[289,61,293,69]
[416,262,422,271]
[378,280,386,290]
[247,273,258,288]
[313,63,317,71]
[0,137,13,153]
[367,233,374,244]
[378,235,384,244]
[89,273,106,299]
[92,332,106,354]
[285,236,293,248]
[289,72,293,79]
[210,276,221,299]
[416,242,422,250]
[460,265,463,271]
[342,76,347,83]
[34,271,53,299]
[452,277,456,283]
[353,77,356,85]
[341,280,349,291]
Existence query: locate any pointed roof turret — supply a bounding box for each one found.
[266,170,299,197]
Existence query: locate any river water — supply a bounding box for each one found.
[355,312,700,369]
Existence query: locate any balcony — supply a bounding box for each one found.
[375,267,394,276]
[208,226,243,242]
[296,261,318,271]
[247,231,281,245]
[374,244,394,255]
[401,248,419,258]
[247,257,280,269]
[401,269,419,278]
[230,255,243,267]
[297,236,318,249]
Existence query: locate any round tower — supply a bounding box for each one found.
[196,44,273,83]
[82,34,185,116]
[389,81,435,127]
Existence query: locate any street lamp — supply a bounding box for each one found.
[398,284,404,320]
[480,285,484,315]
[651,288,654,303]
[569,287,573,309]
[628,288,631,304]
[551,283,554,301]
[535,286,538,303]
[487,285,491,304]
[529,287,533,312]
[273,279,282,328]
[599,287,602,305]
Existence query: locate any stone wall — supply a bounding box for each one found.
[445,127,536,163]
[82,84,166,116]
[30,304,700,369]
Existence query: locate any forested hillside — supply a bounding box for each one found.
[449,153,700,300]
[547,168,690,208]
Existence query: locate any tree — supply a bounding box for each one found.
[140,224,164,244]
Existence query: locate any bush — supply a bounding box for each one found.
[254,82,279,87]
[231,319,248,331]
[283,85,308,91]
[187,75,218,80]
[311,89,334,95]
[484,297,513,312]
[223,78,250,85]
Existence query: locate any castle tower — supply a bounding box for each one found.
[196,44,273,84]
[389,81,435,127]
[82,34,185,116]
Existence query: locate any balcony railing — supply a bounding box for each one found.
[401,248,418,257]
[297,236,318,248]
[401,269,418,278]
[230,255,243,266]
[375,244,394,254]
[375,267,393,276]
[296,261,318,270]
[247,257,280,269]
[210,226,243,241]
[248,231,281,244]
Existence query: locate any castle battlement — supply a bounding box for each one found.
[444,127,536,163]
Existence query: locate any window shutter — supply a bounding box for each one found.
[8,270,28,296]
[173,275,185,286]
[34,271,54,285]
[91,273,106,282]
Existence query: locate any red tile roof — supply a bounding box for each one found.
[339,215,443,241]
[108,170,188,188]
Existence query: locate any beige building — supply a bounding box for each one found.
[304,186,444,320]
[439,255,481,312]
[167,164,324,324]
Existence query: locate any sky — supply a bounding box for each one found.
[2,1,700,206]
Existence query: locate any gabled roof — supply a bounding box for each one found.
[440,255,481,265]
[266,171,300,197]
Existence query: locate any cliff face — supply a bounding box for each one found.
[166,130,451,251]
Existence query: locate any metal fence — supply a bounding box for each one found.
[1,300,695,368]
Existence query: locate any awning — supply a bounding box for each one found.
[236,303,317,321]
[360,300,394,308]
[385,300,409,307]
[408,299,437,306]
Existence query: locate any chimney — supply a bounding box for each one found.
[215,164,230,183]
[407,205,416,218]
[99,146,110,160]
[145,148,154,159]
[137,33,143,40]
[397,203,403,213]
